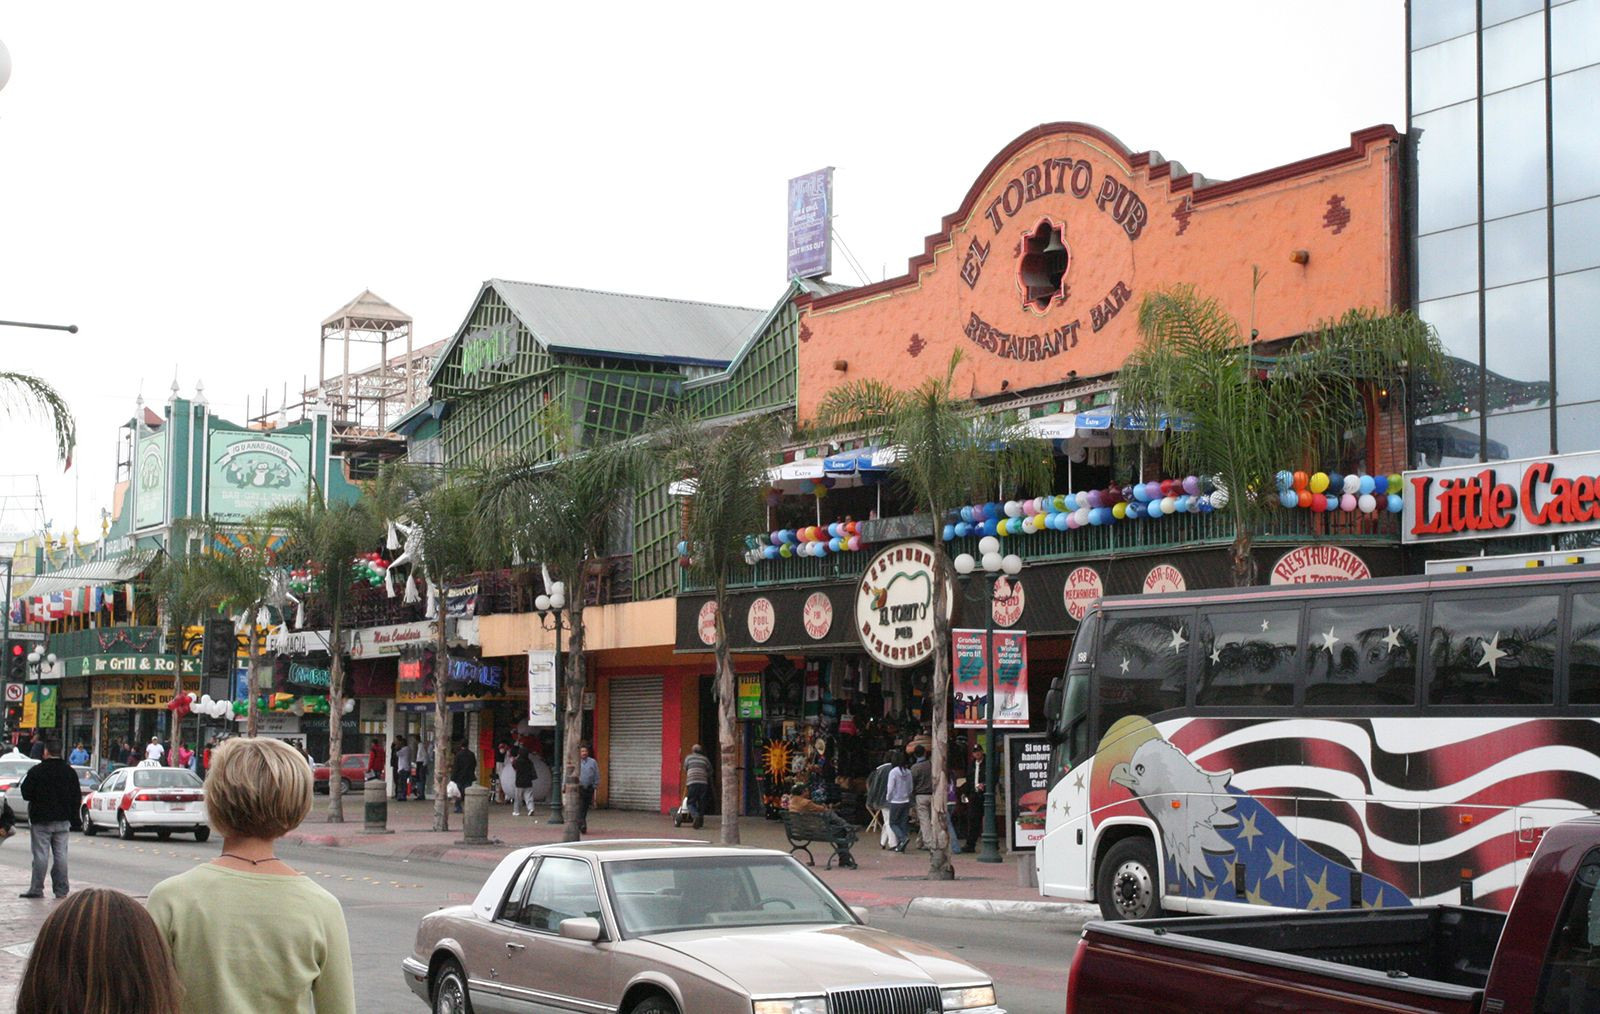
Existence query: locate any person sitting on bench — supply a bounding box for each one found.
[788,784,858,870]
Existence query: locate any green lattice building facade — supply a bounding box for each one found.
[424,279,818,601]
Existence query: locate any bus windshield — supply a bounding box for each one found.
[1051,613,1097,778]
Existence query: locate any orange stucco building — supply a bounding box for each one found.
[796,122,1405,421]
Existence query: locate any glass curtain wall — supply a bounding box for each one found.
[1410,0,1600,466]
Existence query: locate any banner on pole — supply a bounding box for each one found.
[527,650,557,727]
[951,628,1029,728]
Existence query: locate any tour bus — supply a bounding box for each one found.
[1037,563,1600,920]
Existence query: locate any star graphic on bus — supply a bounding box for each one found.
[1168,627,1187,653]
[1381,625,1403,652]
[1260,619,1270,632]
[1319,627,1340,652]
[1478,632,1508,675]
[1120,656,1131,674]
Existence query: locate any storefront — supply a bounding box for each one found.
[86,663,201,768]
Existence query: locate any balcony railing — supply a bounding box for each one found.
[683,507,1400,593]
[47,626,164,659]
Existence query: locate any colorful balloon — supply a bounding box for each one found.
[1309,472,1329,494]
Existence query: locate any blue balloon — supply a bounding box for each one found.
[1132,484,1151,503]
[1275,470,1294,491]
[1324,494,1339,512]
[980,519,997,537]
[960,505,973,524]
[1198,497,1214,513]
[1279,490,1298,508]
[942,524,956,541]
[1387,493,1404,513]
[1327,472,1343,497]
[956,522,972,538]
[675,540,688,555]
[762,545,779,559]
[1126,501,1145,519]
[1359,474,1376,496]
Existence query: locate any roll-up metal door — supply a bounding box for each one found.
[607,676,662,811]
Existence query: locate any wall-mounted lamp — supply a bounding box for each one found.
[1000,379,1010,391]
[1289,249,1310,265]
[832,359,848,372]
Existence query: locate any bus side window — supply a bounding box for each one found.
[1095,611,1190,732]
[1428,594,1558,706]
[1197,608,1300,708]
[1305,600,1420,707]
[1569,592,1600,704]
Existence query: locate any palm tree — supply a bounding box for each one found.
[0,372,74,464]
[476,434,651,843]
[166,516,289,739]
[370,464,505,833]
[659,412,786,844]
[1116,286,1445,586]
[263,492,383,822]
[818,351,1052,880]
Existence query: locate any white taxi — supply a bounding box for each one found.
[84,762,209,841]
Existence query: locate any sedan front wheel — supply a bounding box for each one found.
[432,959,473,1014]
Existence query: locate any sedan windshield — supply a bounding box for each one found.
[132,769,203,789]
[0,760,36,781]
[604,855,854,937]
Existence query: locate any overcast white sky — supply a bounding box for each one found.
[0,1,1405,538]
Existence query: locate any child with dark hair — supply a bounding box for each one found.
[17,888,183,1014]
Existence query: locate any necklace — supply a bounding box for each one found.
[218,852,280,866]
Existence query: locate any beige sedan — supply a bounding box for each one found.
[402,840,1004,1014]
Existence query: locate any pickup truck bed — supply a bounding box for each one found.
[1075,909,1502,1014]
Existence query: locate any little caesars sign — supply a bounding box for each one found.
[855,543,951,668]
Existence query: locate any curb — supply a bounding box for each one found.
[904,896,1098,927]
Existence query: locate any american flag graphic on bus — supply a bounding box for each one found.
[1090,716,1597,911]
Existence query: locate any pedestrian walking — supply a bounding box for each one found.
[67,741,89,766]
[145,736,165,763]
[174,743,194,770]
[910,746,933,850]
[410,735,427,800]
[148,736,356,1014]
[18,738,80,899]
[394,739,413,802]
[866,750,897,848]
[886,753,913,852]
[576,744,600,833]
[492,740,510,803]
[964,744,987,852]
[451,740,477,814]
[681,744,711,830]
[366,737,384,782]
[512,746,535,816]
[15,888,183,1014]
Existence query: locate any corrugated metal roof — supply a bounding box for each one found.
[13,552,156,600]
[489,279,763,367]
[321,289,412,327]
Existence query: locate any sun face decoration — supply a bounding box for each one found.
[761,740,793,779]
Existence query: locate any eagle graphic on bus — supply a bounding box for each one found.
[1097,716,1411,910]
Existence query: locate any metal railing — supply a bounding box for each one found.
[684,508,1400,593]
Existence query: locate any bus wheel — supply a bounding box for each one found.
[1098,838,1160,921]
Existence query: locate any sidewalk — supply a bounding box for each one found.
[288,797,1093,921]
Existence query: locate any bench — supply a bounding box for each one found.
[783,810,856,870]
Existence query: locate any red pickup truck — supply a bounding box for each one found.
[1067,814,1600,1013]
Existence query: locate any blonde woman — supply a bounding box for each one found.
[148,736,355,1014]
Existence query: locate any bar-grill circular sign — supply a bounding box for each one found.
[856,542,951,668]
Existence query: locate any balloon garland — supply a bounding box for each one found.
[1273,470,1404,514]
[737,522,869,565]
[351,552,389,587]
[939,476,1223,540]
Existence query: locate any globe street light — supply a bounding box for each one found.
[534,582,568,825]
[954,542,1020,864]
[26,646,57,740]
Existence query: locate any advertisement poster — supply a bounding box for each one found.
[134,430,167,529]
[737,673,764,720]
[1007,733,1051,851]
[951,628,1029,728]
[786,167,833,279]
[207,429,311,522]
[527,650,557,727]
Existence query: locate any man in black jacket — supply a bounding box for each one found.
[450,741,477,814]
[18,739,79,899]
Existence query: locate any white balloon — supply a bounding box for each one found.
[0,40,11,95]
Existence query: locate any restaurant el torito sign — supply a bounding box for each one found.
[795,123,1401,421]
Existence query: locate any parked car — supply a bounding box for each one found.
[403,841,1004,1014]
[1064,814,1600,1013]
[313,753,370,794]
[0,755,38,816]
[83,764,208,841]
[7,763,100,823]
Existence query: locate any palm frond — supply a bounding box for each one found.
[0,372,76,464]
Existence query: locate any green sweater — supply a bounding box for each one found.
[147,863,356,1014]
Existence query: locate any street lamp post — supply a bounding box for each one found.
[953,536,1022,866]
[534,581,568,825]
[26,645,57,744]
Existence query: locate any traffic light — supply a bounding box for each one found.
[6,642,23,681]
[202,618,236,677]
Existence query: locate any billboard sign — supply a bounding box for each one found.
[786,167,834,279]
[208,429,311,522]
[1006,733,1051,850]
[134,430,167,529]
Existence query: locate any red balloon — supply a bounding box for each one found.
[1311,493,1327,512]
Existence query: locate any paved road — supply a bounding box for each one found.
[0,834,1070,1013]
